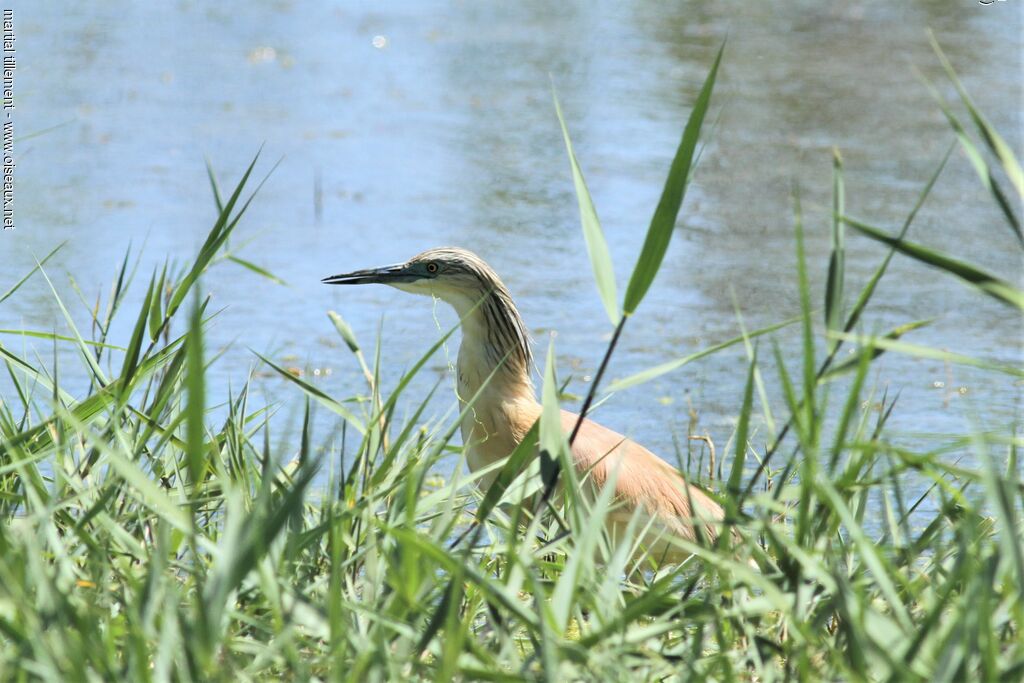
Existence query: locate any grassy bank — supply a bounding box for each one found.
[0,43,1021,681]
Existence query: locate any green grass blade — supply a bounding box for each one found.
[384,525,539,628]
[727,352,757,497]
[552,84,619,325]
[168,149,263,317]
[0,242,65,306]
[205,157,225,214]
[973,436,1024,592]
[793,186,816,436]
[226,255,288,286]
[327,310,360,353]
[622,41,724,315]
[828,330,1024,377]
[34,262,109,386]
[185,291,208,490]
[253,351,365,432]
[842,141,954,336]
[817,480,914,633]
[827,337,873,473]
[119,272,155,387]
[825,148,846,351]
[551,465,617,633]
[845,217,1024,309]
[0,330,124,350]
[56,410,194,534]
[820,319,933,380]
[538,336,567,511]
[929,31,1023,202]
[148,261,168,341]
[922,75,1021,244]
[608,314,799,392]
[202,460,317,632]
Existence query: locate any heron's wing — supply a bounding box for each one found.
[559,410,724,543]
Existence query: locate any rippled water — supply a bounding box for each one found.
[3,1,1022,478]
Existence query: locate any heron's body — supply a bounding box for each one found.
[324,247,726,561]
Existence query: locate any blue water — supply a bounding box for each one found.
[2,1,1021,495]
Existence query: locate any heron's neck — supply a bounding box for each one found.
[447,291,535,405]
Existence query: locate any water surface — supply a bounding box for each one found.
[3,1,1021,486]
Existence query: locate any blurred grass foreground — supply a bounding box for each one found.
[0,42,1021,682]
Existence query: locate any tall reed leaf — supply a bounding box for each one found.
[553,86,619,325]
[622,42,723,315]
[793,187,816,434]
[538,336,565,505]
[821,318,933,380]
[185,292,207,488]
[205,157,225,214]
[845,217,1024,310]
[828,330,1024,377]
[327,310,361,353]
[923,77,1022,244]
[254,351,364,430]
[607,315,798,391]
[118,272,155,388]
[0,242,64,306]
[727,352,757,498]
[168,150,262,318]
[928,31,1023,202]
[227,255,288,286]
[825,149,846,351]
[148,262,168,341]
[0,330,122,350]
[841,141,954,338]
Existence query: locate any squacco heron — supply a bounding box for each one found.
[323,247,727,562]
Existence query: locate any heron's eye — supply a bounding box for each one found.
[426,263,439,274]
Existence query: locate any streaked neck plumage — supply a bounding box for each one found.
[445,287,536,406]
[446,285,537,479]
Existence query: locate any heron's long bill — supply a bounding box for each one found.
[321,263,414,285]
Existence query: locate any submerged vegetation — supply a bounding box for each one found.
[0,42,1021,681]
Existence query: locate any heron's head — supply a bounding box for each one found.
[324,247,533,374]
[322,247,504,313]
